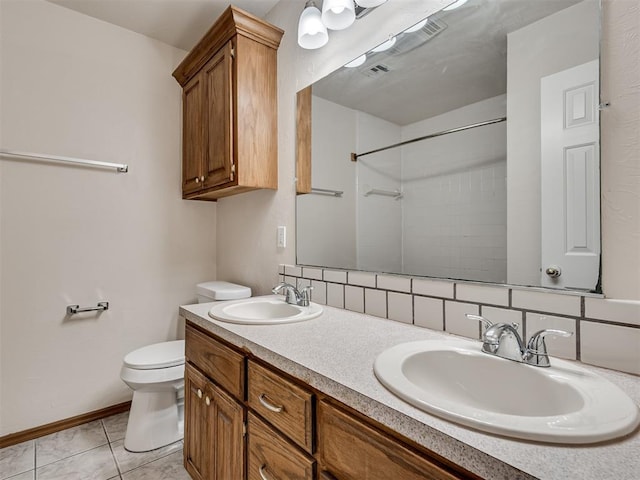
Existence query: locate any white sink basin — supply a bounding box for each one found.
[209,296,323,325]
[374,339,640,443]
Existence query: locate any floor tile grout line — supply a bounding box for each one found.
[34,420,111,470]
[3,413,184,480]
[36,442,112,470]
[33,437,37,479]
[102,420,123,478]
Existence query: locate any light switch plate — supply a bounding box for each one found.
[277,226,286,248]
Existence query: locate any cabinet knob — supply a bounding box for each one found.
[205,396,211,406]
[195,177,200,184]
[200,175,205,182]
[196,388,203,398]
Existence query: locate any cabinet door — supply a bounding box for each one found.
[182,74,205,195]
[247,413,315,480]
[202,42,234,189]
[184,364,209,480]
[247,360,313,453]
[318,401,462,480]
[209,382,244,480]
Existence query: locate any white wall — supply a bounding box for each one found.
[356,112,402,273]
[600,0,640,300]
[0,0,216,435]
[216,0,453,295]
[297,96,357,269]
[401,95,507,282]
[506,0,599,286]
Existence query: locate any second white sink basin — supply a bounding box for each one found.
[374,339,639,443]
[209,295,323,325]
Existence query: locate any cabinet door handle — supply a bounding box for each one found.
[258,394,284,413]
[259,464,277,480]
[205,396,211,406]
[197,389,203,399]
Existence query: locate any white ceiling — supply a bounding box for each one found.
[45,0,281,51]
[313,0,585,125]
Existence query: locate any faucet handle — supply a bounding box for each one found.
[465,314,493,330]
[300,285,313,306]
[272,282,295,294]
[526,329,573,367]
[272,282,299,304]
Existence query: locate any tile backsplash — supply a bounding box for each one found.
[279,265,640,375]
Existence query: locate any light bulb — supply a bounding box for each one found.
[371,36,396,53]
[355,0,387,7]
[404,18,428,33]
[298,1,329,49]
[443,0,469,11]
[345,54,366,68]
[322,0,355,31]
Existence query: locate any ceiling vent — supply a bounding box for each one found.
[360,63,392,78]
[388,17,448,56]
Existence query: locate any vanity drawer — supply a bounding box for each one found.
[247,360,314,453]
[318,401,463,480]
[248,412,315,480]
[185,324,245,400]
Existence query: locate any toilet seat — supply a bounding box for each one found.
[120,363,184,387]
[124,340,185,370]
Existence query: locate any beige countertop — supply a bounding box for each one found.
[180,298,640,480]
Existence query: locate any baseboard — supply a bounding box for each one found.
[0,401,131,449]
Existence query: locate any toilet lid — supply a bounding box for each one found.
[124,340,185,370]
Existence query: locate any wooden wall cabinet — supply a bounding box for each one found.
[184,322,474,480]
[173,6,283,201]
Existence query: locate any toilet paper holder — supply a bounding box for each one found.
[66,302,109,315]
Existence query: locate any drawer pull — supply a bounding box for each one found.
[259,464,277,480]
[259,394,284,413]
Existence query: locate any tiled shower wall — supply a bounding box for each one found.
[279,265,640,376]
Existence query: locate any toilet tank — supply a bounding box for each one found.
[196,281,251,303]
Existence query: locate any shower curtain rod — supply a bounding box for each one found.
[350,116,507,162]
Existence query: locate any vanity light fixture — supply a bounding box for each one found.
[443,0,469,11]
[321,0,356,30]
[297,0,388,49]
[344,54,367,67]
[298,0,329,49]
[371,35,396,52]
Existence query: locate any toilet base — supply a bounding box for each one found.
[124,389,183,452]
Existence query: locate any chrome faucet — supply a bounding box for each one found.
[272,282,313,307]
[466,314,572,367]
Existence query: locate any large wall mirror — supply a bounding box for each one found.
[296,0,601,292]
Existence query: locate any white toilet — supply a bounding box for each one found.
[120,281,251,452]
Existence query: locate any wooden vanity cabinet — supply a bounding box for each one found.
[318,400,465,480]
[184,322,474,480]
[184,363,244,480]
[172,6,283,201]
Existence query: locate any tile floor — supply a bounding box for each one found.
[0,412,190,480]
